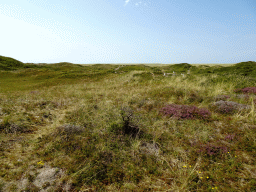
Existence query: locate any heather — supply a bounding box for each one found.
[234,87,256,94]
[159,104,211,121]
[0,57,255,191]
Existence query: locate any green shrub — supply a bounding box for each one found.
[151,67,163,74]
[133,72,152,80]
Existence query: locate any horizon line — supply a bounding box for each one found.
[24,62,246,65]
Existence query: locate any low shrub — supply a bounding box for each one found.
[234,87,256,94]
[198,142,229,158]
[159,104,211,120]
[242,87,256,94]
[209,100,251,115]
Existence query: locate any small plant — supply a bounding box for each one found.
[37,161,44,166]
[159,104,211,120]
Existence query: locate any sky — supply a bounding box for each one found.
[0,0,255,64]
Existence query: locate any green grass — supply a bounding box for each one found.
[0,56,256,191]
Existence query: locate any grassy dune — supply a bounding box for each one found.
[0,56,256,191]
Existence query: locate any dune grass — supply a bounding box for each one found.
[0,57,256,191]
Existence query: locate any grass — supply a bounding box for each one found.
[0,56,256,191]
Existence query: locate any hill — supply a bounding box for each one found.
[0,55,25,70]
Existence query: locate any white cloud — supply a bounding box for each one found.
[125,0,149,7]
[124,0,130,6]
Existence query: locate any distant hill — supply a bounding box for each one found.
[212,61,256,76]
[1,55,255,76]
[0,55,25,70]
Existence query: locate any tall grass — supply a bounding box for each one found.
[0,58,256,191]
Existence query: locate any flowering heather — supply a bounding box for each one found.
[234,87,256,94]
[159,104,211,120]
[209,100,251,115]
[241,87,256,94]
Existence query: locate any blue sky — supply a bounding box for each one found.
[0,0,255,64]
